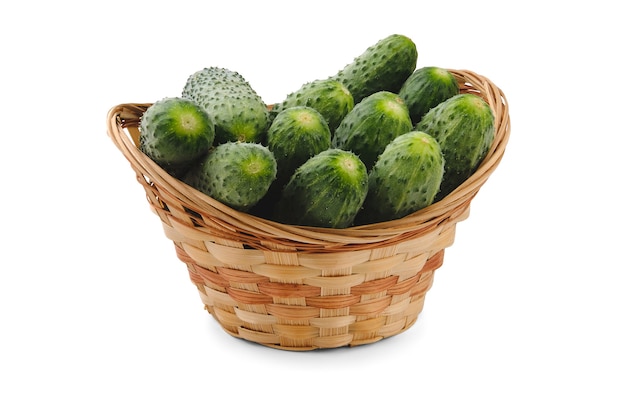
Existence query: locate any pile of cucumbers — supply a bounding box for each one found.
[138,34,495,228]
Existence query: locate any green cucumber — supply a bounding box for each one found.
[273,148,368,228]
[332,91,413,171]
[357,131,444,224]
[398,66,460,125]
[139,97,214,178]
[184,141,277,212]
[270,78,354,134]
[251,106,332,219]
[267,106,331,188]
[182,67,269,144]
[329,34,418,103]
[415,93,495,199]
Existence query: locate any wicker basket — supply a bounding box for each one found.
[106,69,510,350]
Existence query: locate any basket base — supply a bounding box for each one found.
[201,286,430,351]
[182,250,440,350]
[167,204,457,350]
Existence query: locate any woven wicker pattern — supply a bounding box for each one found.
[107,69,510,350]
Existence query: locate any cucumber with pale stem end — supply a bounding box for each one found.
[274,148,368,228]
[253,105,332,218]
[356,131,444,225]
[182,66,269,144]
[184,141,277,213]
[139,97,214,178]
[332,91,413,171]
[270,78,353,134]
[398,66,460,125]
[267,106,331,189]
[416,93,495,200]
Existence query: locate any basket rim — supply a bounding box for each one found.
[106,68,510,250]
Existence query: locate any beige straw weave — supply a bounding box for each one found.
[106,69,510,350]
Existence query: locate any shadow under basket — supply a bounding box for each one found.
[106,69,510,351]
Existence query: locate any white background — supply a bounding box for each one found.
[1,1,624,415]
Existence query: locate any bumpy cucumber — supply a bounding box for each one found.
[270,78,354,134]
[329,34,418,103]
[184,141,277,212]
[332,91,413,171]
[357,131,444,225]
[273,148,368,228]
[398,66,460,125]
[182,67,269,144]
[267,106,331,188]
[139,97,214,178]
[251,106,332,219]
[415,93,495,199]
